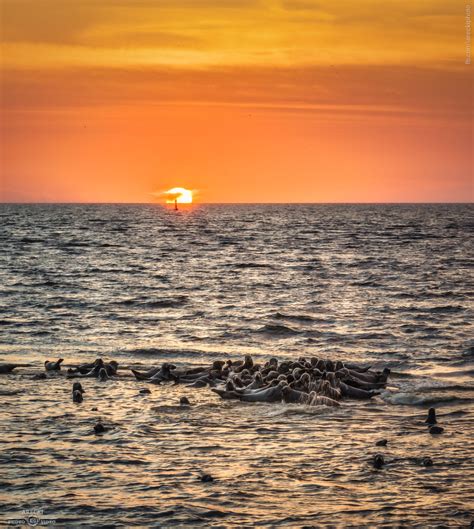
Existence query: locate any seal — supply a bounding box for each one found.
[98,368,109,381]
[345,362,372,373]
[68,359,100,375]
[185,377,210,388]
[73,385,84,403]
[105,361,119,376]
[156,354,392,410]
[131,362,177,382]
[243,373,264,390]
[307,392,340,407]
[45,359,64,371]
[282,384,309,404]
[148,363,177,383]
[67,359,105,378]
[425,408,437,425]
[314,379,341,401]
[212,360,225,371]
[263,370,279,383]
[178,371,210,383]
[343,367,390,384]
[72,390,83,403]
[94,422,106,434]
[373,454,385,469]
[238,381,285,403]
[337,370,385,390]
[68,359,117,379]
[211,387,241,399]
[429,425,444,435]
[234,354,254,373]
[72,382,85,403]
[338,381,377,399]
[72,382,85,393]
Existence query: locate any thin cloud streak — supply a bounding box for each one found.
[1,0,462,66]
[1,65,469,124]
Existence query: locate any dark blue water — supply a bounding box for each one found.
[0,204,473,527]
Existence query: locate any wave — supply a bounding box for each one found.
[0,390,23,396]
[410,381,474,393]
[430,305,466,313]
[232,262,274,269]
[60,240,91,247]
[453,356,474,367]
[17,237,45,244]
[123,347,218,360]
[256,324,301,335]
[143,298,188,309]
[351,279,382,287]
[274,311,323,323]
[114,296,188,309]
[387,368,416,377]
[352,332,396,340]
[382,392,474,406]
[397,305,466,314]
[123,347,178,357]
[265,403,336,417]
[0,319,35,327]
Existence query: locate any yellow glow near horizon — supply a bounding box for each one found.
[164,187,193,204]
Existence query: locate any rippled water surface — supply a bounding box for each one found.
[1,204,473,527]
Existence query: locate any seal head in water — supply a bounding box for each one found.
[45,359,64,371]
[425,407,437,425]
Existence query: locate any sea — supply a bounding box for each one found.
[0,203,473,527]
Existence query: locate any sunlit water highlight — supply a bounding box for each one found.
[0,204,473,527]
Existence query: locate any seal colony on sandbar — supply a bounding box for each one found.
[131,354,391,406]
[0,356,446,450]
[1,355,390,408]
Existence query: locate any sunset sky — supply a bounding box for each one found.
[0,0,472,203]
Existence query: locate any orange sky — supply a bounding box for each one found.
[0,0,472,203]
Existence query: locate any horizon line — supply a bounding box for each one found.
[0,201,472,206]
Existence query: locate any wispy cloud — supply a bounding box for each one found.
[0,0,462,66]
[2,64,469,124]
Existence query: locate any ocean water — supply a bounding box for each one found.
[0,203,473,527]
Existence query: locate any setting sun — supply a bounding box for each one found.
[164,187,193,204]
